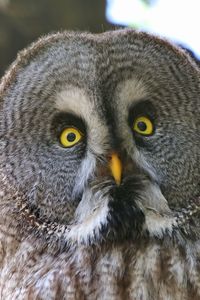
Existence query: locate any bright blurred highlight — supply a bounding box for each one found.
[106,0,200,58]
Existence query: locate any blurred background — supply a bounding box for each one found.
[0,0,199,77]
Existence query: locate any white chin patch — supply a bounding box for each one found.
[67,181,177,244]
[67,200,109,245]
[67,187,110,245]
[144,209,176,238]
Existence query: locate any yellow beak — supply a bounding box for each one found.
[109,153,122,185]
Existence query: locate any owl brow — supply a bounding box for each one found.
[51,112,87,136]
[128,100,156,124]
[55,88,95,125]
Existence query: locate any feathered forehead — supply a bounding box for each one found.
[0,31,94,97]
[0,29,199,98]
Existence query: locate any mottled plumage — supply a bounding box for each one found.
[0,29,199,300]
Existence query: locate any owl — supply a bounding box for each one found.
[0,29,199,300]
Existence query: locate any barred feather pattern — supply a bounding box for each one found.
[0,29,200,299]
[0,175,199,299]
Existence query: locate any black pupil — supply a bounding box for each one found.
[137,121,147,131]
[67,132,76,142]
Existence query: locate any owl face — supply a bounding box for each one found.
[0,30,199,246]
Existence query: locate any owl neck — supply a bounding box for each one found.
[1,172,199,247]
[174,196,200,226]
[13,192,200,246]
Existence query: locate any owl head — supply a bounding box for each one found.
[0,30,199,248]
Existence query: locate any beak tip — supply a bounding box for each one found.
[109,153,122,186]
[116,179,121,186]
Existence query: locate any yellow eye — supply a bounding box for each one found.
[133,116,154,136]
[60,127,83,147]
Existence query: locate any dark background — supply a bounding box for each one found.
[0,0,114,77]
[1,0,199,78]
